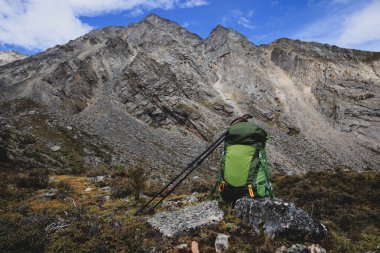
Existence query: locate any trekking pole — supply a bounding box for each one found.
[145,132,226,213]
[136,131,227,215]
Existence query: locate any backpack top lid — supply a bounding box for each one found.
[226,122,267,145]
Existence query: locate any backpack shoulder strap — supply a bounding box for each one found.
[259,145,274,198]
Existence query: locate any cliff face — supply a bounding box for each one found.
[0,14,379,174]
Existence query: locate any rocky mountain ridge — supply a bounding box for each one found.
[0,14,379,175]
[0,51,27,66]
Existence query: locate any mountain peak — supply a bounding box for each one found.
[209,25,233,36]
[208,24,253,45]
[139,13,202,44]
[143,13,178,27]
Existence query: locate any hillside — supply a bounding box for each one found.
[0,14,379,175]
[0,13,379,252]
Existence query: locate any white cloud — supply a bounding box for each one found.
[295,0,380,51]
[331,0,354,4]
[337,1,380,49]
[181,20,198,28]
[179,0,208,8]
[0,0,208,51]
[222,9,255,30]
[128,7,145,17]
[237,17,255,29]
[270,1,279,6]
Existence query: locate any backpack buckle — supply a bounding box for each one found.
[218,181,225,192]
[248,184,255,198]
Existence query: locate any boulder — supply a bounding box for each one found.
[147,201,224,237]
[175,243,188,250]
[215,233,229,252]
[89,175,108,182]
[44,188,58,199]
[276,244,309,253]
[191,241,199,253]
[50,145,61,152]
[234,198,327,241]
[308,244,326,253]
[276,244,327,253]
[100,186,111,193]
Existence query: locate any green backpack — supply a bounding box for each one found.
[217,122,274,202]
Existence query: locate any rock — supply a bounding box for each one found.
[104,195,110,201]
[84,187,92,192]
[234,197,327,241]
[147,201,224,237]
[276,244,308,253]
[187,192,199,203]
[44,188,58,199]
[48,177,57,183]
[175,243,188,250]
[66,126,73,130]
[89,175,107,182]
[191,241,199,253]
[308,244,326,253]
[100,186,111,192]
[50,145,61,152]
[215,233,229,252]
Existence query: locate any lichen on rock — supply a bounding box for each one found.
[147,200,224,237]
[234,197,327,241]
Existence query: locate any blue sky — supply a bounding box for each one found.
[1,0,379,55]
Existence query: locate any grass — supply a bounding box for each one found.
[0,160,379,252]
[1,98,113,174]
[272,170,380,253]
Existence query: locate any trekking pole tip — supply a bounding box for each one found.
[146,207,155,214]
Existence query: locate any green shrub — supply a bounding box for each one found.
[0,210,54,252]
[110,163,147,200]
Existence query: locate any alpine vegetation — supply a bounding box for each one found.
[0,14,379,253]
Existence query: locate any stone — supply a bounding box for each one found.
[147,201,224,237]
[215,233,229,252]
[50,145,61,152]
[44,188,58,199]
[191,241,199,253]
[308,244,326,253]
[276,244,308,253]
[186,192,199,203]
[84,187,92,192]
[175,244,188,250]
[89,175,107,182]
[48,177,57,183]
[100,186,111,192]
[234,197,327,241]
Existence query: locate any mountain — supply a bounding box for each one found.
[0,13,379,176]
[0,51,27,66]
